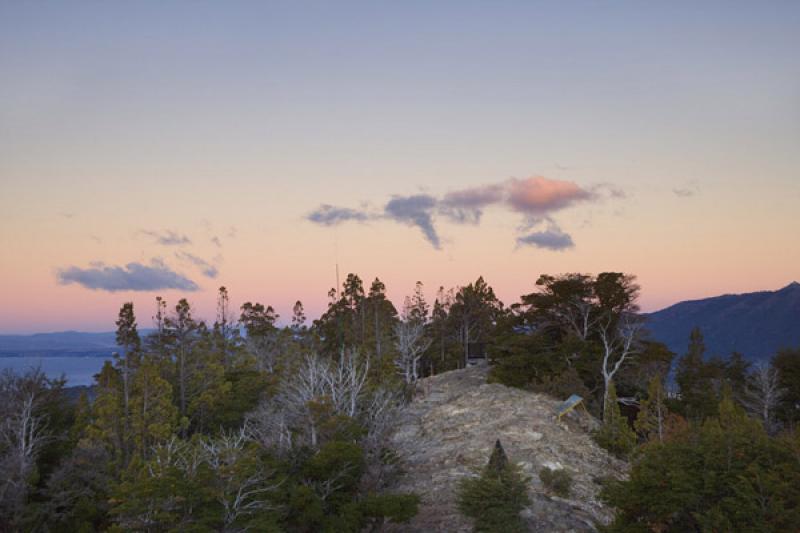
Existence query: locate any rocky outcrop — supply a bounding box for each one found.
[383,365,626,532]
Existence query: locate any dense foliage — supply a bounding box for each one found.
[601,392,800,532]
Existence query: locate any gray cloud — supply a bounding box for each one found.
[439,184,505,224]
[384,194,440,249]
[306,204,371,226]
[673,180,699,198]
[57,259,199,292]
[210,236,222,247]
[591,182,627,199]
[175,251,218,279]
[141,230,192,246]
[516,225,575,251]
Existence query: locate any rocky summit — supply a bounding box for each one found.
[383,365,626,532]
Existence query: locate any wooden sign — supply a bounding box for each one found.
[555,394,586,421]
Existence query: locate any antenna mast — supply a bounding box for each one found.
[335,227,340,297]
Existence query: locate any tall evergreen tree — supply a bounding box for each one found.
[449,276,503,367]
[130,360,176,458]
[114,302,141,464]
[675,327,717,421]
[634,376,669,444]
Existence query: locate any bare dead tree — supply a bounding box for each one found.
[360,386,404,490]
[245,349,403,483]
[324,349,370,418]
[0,368,51,523]
[563,298,598,341]
[246,332,284,374]
[598,313,643,419]
[744,363,785,433]
[201,429,281,532]
[394,320,432,384]
[244,402,293,451]
[246,351,370,451]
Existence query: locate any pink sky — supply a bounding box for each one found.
[1,3,799,333]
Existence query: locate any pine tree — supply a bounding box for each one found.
[115,302,141,464]
[130,360,176,457]
[87,361,125,464]
[291,300,307,332]
[457,440,531,532]
[634,376,668,443]
[675,327,717,421]
[366,277,398,360]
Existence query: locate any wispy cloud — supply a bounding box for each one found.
[673,187,695,198]
[306,204,372,226]
[141,229,192,246]
[57,259,199,292]
[175,251,218,279]
[439,184,505,224]
[516,224,575,251]
[673,180,699,198]
[385,195,440,248]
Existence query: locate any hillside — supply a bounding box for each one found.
[646,282,800,360]
[384,365,625,532]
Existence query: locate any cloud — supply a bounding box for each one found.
[306,204,371,226]
[210,236,222,247]
[305,175,621,250]
[516,225,575,251]
[591,182,627,199]
[440,184,505,224]
[57,259,199,292]
[673,180,699,198]
[384,194,440,248]
[506,176,592,215]
[175,251,218,279]
[673,187,695,198]
[141,230,192,246]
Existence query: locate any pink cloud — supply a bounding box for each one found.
[506,176,591,215]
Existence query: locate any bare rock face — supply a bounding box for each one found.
[383,365,626,532]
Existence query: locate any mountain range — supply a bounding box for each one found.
[645,282,800,361]
[0,331,121,358]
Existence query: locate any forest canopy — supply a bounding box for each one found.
[1,274,798,532]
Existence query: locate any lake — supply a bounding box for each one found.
[0,356,113,386]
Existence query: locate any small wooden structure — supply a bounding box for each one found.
[554,394,589,422]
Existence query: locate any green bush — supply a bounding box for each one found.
[539,466,572,498]
[457,440,531,533]
[593,382,636,459]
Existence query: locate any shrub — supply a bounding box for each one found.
[457,440,531,532]
[593,382,636,458]
[539,466,572,498]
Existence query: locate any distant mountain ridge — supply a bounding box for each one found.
[0,330,145,357]
[645,282,800,361]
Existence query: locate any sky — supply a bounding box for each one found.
[1,2,799,334]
